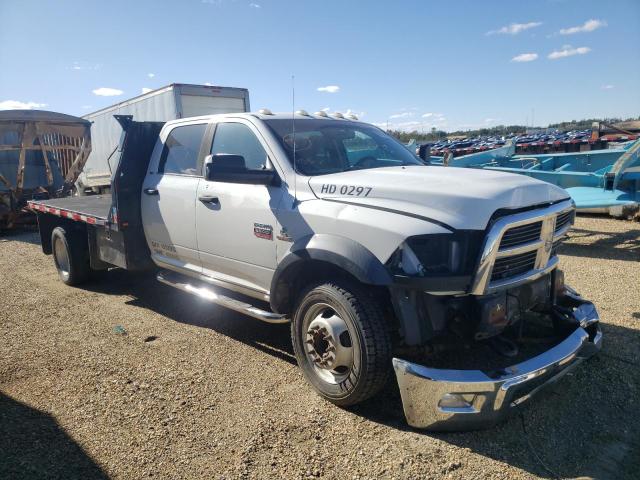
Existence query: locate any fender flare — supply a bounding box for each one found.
[270,233,393,313]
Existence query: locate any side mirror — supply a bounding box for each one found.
[205,154,280,185]
[418,144,431,163]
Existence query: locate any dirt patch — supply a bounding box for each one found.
[1,215,638,479]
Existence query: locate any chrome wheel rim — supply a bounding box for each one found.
[303,303,354,384]
[54,236,70,277]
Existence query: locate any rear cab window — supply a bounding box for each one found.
[159,123,207,175]
[210,122,269,171]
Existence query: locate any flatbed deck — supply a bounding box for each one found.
[28,195,112,226]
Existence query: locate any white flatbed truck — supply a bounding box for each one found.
[28,111,602,430]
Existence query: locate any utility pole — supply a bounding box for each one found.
[532,108,535,128]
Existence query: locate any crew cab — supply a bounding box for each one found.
[28,111,602,430]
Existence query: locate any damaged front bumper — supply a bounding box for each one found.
[392,291,602,431]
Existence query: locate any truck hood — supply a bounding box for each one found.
[308,166,569,230]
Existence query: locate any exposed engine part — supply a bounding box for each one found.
[486,335,519,358]
[390,273,556,347]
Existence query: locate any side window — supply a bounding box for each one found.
[211,122,268,170]
[159,124,206,175]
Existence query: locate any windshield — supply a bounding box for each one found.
[264,118,424,176]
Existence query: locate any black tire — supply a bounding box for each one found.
[291,280,392,407]
[51,226,90,286]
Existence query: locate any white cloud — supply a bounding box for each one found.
[0,100,47,110]
[320,107,330,112]
[389,112,413,119]
[487,21,542,35]
[560,19,607,35]
[71,61,101,71]
[92,87,124,96]
[141,87,153,94]
[204,82,213,86]
[512,52,538,62]
[601,84,614,90]
[249,2,261,7]
[377,114,448,132]
[147,73,155,78]
[548,46,591,60]
[317,85,340,93]
[421,112,445,119]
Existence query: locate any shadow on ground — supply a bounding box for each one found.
[0,393,108,480]
[87,268,296,366]
[78,268,640,480]
[561,227,640,262]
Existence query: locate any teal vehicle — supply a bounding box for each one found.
[429,139,640,216]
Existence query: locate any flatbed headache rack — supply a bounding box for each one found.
[27,116,165,273]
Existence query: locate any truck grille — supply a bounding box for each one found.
[499,221,542,249]
[555,210,573,233]
[470,200,575,295]
[491,251,538,281]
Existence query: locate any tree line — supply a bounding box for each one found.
[387,116,640,143]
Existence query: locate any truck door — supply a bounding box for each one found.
[195,120,283,295]
[141,121,207,273]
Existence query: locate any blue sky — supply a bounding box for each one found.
[1,0,638,132]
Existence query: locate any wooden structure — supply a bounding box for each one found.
[0,110,91,228]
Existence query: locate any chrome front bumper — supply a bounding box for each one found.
[392,298,602,431]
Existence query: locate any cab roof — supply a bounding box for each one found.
[165,111,364,125]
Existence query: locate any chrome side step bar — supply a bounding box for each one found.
[157,270,289,324]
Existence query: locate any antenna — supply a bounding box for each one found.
[291,74,297,206]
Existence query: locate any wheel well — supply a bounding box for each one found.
[38,215,87,254]
[271,259,391,315]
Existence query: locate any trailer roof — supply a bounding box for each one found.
[0,110,90,125]
[82,83,250,119]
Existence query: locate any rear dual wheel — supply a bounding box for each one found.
[291,280,392,406]
[51,226,90,286]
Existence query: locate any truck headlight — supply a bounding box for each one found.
[387,232,484,277]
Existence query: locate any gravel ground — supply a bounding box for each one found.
[0,215,638,480]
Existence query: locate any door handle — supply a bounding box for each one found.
[144,188,159,195]
[199,195,219,205]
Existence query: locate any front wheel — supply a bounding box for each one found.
[291,280,392,406]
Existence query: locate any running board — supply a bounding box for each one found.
[157,270,289,324]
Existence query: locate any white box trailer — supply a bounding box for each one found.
[78,83,250,193]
